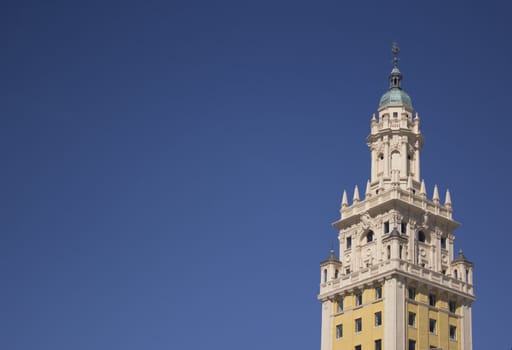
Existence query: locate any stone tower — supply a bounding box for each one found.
[318,44,475,350]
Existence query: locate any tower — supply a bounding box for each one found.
[318,44,475,350]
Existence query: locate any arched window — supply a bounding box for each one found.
[335,269,339,279]
[323,269,328,283]
[418,231,426,243]
[454,269,458,280]
[387,245,391,260]
[367,231,374,243]
[399,246,403,259]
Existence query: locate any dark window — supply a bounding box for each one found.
[401,222,407,234]
[356,292,362,306]
[346,237,352,250]
[408,312,416,327]
[429,294,436,307]
[408,339,416,350]
[375,339,382,350]
[441,237,447,249]
[450,325,457,340]
[323,269,327,282]
[387,245,391,259]
[449,300,456,313]
[337,298,344,313]
[384,221,390,234]
[355,346,362,350]
[375,311,382,326]
[393,112,398,118]
[335,269,339,279]
[336,324,343,339]
[408,287,416,300]
[399,246,403,259]
[418,231,426,242]
[429,319,436,334]
[346,268,351,274]
[367,231,374,243]
[355,318,362,332]
[375,286,382,299]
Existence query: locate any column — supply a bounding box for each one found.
[320,300,333,350]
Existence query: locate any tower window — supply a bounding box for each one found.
[337,297,344,313]
[441,237,447,249]
[387,245,391,259]
[336,324,343,339]
[375,339,382,350]
[335,269,339,279]
[401,222,407,234]
[429,319,437,334]
[450,325,457,340]
[418,231,426,242]
[375,311,382,326]
[408,339,416,350]
[454,269,458,280]
[408,287,416,300]
[449,300,456,313]
[384,221,390,234]
[399,246,403,259]
[355,318,362,332]
[408,312,416,327]
[429,293,436,307]
[323,269,327,283]
[367,231,374,243]
[375,286,382,299]
[355,292,363,306]
[346,237,352,250]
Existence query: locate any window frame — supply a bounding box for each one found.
[408,312,416,327]
[375,311,382,327]
[429,318,437,334]
[336,324,343,339]
[355,318,362,333]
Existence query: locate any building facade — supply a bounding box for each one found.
[318,45,475,350]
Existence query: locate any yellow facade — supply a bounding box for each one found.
[332,286,384,350]
[405,286,460,350]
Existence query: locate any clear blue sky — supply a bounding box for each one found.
[2,1,511,349]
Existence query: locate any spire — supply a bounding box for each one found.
[389,42,403,89]
[365,180,371,198]
[445,189,452,208]
[341,190,348,208]
[407,174,413,190]
[433,184,440,203]
[420,179,426,197]
[353,185,360,203]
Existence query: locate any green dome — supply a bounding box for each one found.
[379,88,413,109]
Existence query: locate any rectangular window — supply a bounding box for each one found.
[393,112,398,118]
[355,346,362,350]
[355,318,362,333]
[375,311,382,327]
[336,324,343,339]
[355,292,362,306]
[401,222,407,234]
[449,300,456,313]
[450,325,457,340]
[337,298,344,313]
[429,319,437,334]
[375,286,382,299]
[408,312,416,327]
[429,293,436,307]
[375,339,382,350]
[408,287,416,300]
[346,237,352,250]
[384,221,390,234]
[408,339,416,350]
[441,237,447,249]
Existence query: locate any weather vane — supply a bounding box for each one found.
[392,42,400,67]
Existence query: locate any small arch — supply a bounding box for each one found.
[366,230,374,243]
[418,231,426,243]
[323,269,328,283]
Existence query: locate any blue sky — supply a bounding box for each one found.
[2,1,511,349]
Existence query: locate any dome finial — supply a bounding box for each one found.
[389,42,403,90]
[392,42,400,68]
